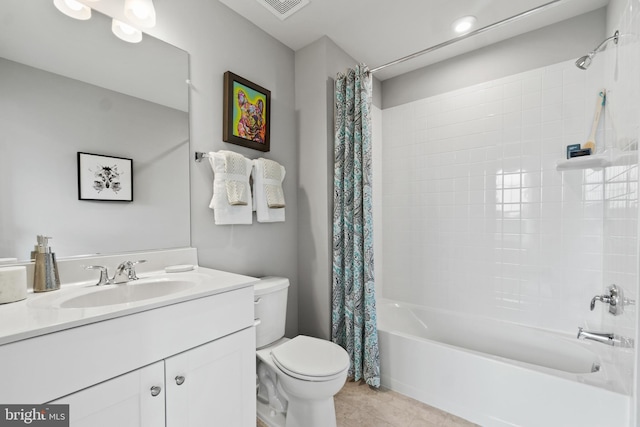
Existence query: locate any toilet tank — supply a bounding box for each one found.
[254,277,290,349]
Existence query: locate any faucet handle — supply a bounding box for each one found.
[590,294,611,311]
[85,265,112,286]
[590,285,632,315]
[127,259,147,280]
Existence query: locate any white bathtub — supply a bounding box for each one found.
[377,299,630,427]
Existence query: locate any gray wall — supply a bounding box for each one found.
[382,8,607,109]
[295,36,364,340]
[144,0,299,337]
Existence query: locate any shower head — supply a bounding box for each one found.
[575,53,594,70]
[575,30,619,70]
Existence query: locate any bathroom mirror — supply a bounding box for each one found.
[0,0,190,261]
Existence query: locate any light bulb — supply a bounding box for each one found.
[64,0,84,11]
[112,18,143,43]
[131,3,150,19]
[53,0,92,20]
[124,0,156,28]
[119,22,137,35]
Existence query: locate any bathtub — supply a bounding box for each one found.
[376,299,630,427]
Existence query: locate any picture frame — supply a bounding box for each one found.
[77,152,133,202]
[223,71,271,152]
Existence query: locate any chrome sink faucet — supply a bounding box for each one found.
[113,260,147,283]
[85,260,146,285]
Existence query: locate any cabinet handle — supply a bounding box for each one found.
[175,376,185,386]
[150,386,162,397]
[254,298,262,304]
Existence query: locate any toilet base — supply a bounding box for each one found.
[256,395,338,427]
[285,395,337,427]
[257,398,286,427]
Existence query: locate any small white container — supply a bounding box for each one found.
[0,266,28,304]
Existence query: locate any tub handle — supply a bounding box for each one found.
[590,294,611,311]
[590,284,631,316]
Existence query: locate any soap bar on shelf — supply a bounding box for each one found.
[566,144,581,158]
[0,266,27,304]
[569,148,592,158]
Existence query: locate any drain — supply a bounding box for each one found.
[591,362,601,373]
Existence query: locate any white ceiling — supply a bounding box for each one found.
[218,0,609,80]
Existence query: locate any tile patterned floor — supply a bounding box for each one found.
[257,380,478,427]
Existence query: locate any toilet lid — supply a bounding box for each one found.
[270,335,349,379]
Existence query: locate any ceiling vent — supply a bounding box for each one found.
[257,0,310,20]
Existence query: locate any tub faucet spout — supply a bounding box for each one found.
[577,327,614,346]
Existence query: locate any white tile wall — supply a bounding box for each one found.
[379,56,636,336]
[600,0,640,397]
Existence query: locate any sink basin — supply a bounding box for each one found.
[59,278,197,308]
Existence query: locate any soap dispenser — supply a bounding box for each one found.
[33,235,60,292]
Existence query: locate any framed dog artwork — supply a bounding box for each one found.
[223,71,271,152]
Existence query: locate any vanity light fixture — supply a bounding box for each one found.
[124,0,156,28]
[452,15,477,34]
[112,19,143,43]
[53,0,92,20]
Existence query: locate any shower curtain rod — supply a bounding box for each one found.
[369,0,564,74]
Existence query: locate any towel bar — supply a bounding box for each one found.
[194,152,210,162]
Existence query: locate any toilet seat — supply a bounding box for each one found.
[270,335,349,382]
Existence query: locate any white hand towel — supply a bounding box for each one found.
[262,159,285,208]
[252,158,285,223]
[208,151,253,225]
[222,151,250,205]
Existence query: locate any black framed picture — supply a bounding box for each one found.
[223,71,271,152]
[77,152,133,202]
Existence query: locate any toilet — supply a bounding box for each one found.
[254,277,349,427]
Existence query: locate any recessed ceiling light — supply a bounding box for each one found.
[452,16,477,34]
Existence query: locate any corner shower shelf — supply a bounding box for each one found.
[555,149,638,171]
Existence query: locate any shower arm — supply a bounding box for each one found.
[590,31,620,55]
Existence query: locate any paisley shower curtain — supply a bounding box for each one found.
[331,64,380,387]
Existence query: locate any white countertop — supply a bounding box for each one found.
[0,266,258,346]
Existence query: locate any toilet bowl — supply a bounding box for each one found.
[254,278,349,427]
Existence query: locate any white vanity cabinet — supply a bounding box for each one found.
[0,278,256,427]
[165,327,256,427]
[51,362,166,427]
[52,327,255,427]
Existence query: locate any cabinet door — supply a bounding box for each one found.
[166,327,256,427]
[50,361,165,427]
